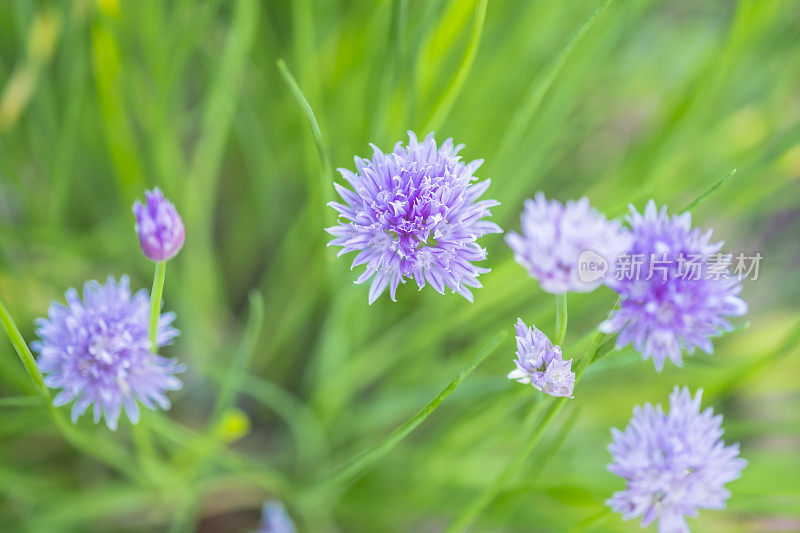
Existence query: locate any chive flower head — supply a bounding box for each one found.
[506,193,631,294]
[600,201,747,371]
[32,276,183,430]
[326,132,502,304]
[607,387,746,532]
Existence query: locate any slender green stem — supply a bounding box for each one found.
[447,330,612,533]
[445,397,566,533]
[137,260,167,479]
[310,331,507,495]
[554,293,568,345]
[0,297,47,395]
[149,261,167,353]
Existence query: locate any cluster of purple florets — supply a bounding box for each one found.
[507,319,574,398]
[327,131,501,304]
[600,201,747,371]
[10,130,748,531]
[327,132,748,532]
[33,189,186,430]
[502,192,746,531]
[33,276,183,430]
[607,388,746,532]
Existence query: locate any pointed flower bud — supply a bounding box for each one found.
[132,187,185,261]
[507,318,575,398]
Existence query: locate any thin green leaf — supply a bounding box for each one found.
[310,330,507,494]
[422,0,487,132]
[494,0,615,164]
[681,168,738,214]
[277,58,334,210]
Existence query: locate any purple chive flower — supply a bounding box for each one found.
[600,200,747,371]
[507,319,575,398]
[133,187,185,261]
[32,276,184,430]
[258,501,296,533]
[326,131,502,304]
[506,193,631,294]
[607,387,746,533]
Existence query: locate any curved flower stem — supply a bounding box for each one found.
[0,297,47,395]
[149,260,167,353]
[554,293,568,345]
[307,331,507,497]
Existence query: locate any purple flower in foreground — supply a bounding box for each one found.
[507,319,575,398]
[32,276,184,430]
[600,201,747,371]
[133,187,185,261]
[607,387,746,533]
[506,193,631,294]
[258,501,296,533]
[326,131,502,304]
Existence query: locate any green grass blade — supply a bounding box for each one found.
[0,297,46,395]
[494,0,615,165]
[0,395,40,407]
[681,168,738,214]
[706,319,800,403]
[180,0,260,356]
[309,330,507,495]
[446,326,610,532]
[211,290,265,422]
[422,0,487,132]
[277,58,334,211]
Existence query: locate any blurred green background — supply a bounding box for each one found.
[1,0,799,531]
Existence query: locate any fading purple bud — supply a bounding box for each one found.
[132,188,185,261]
[507,318,575,398]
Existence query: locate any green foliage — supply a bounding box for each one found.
[0,0,799,531]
